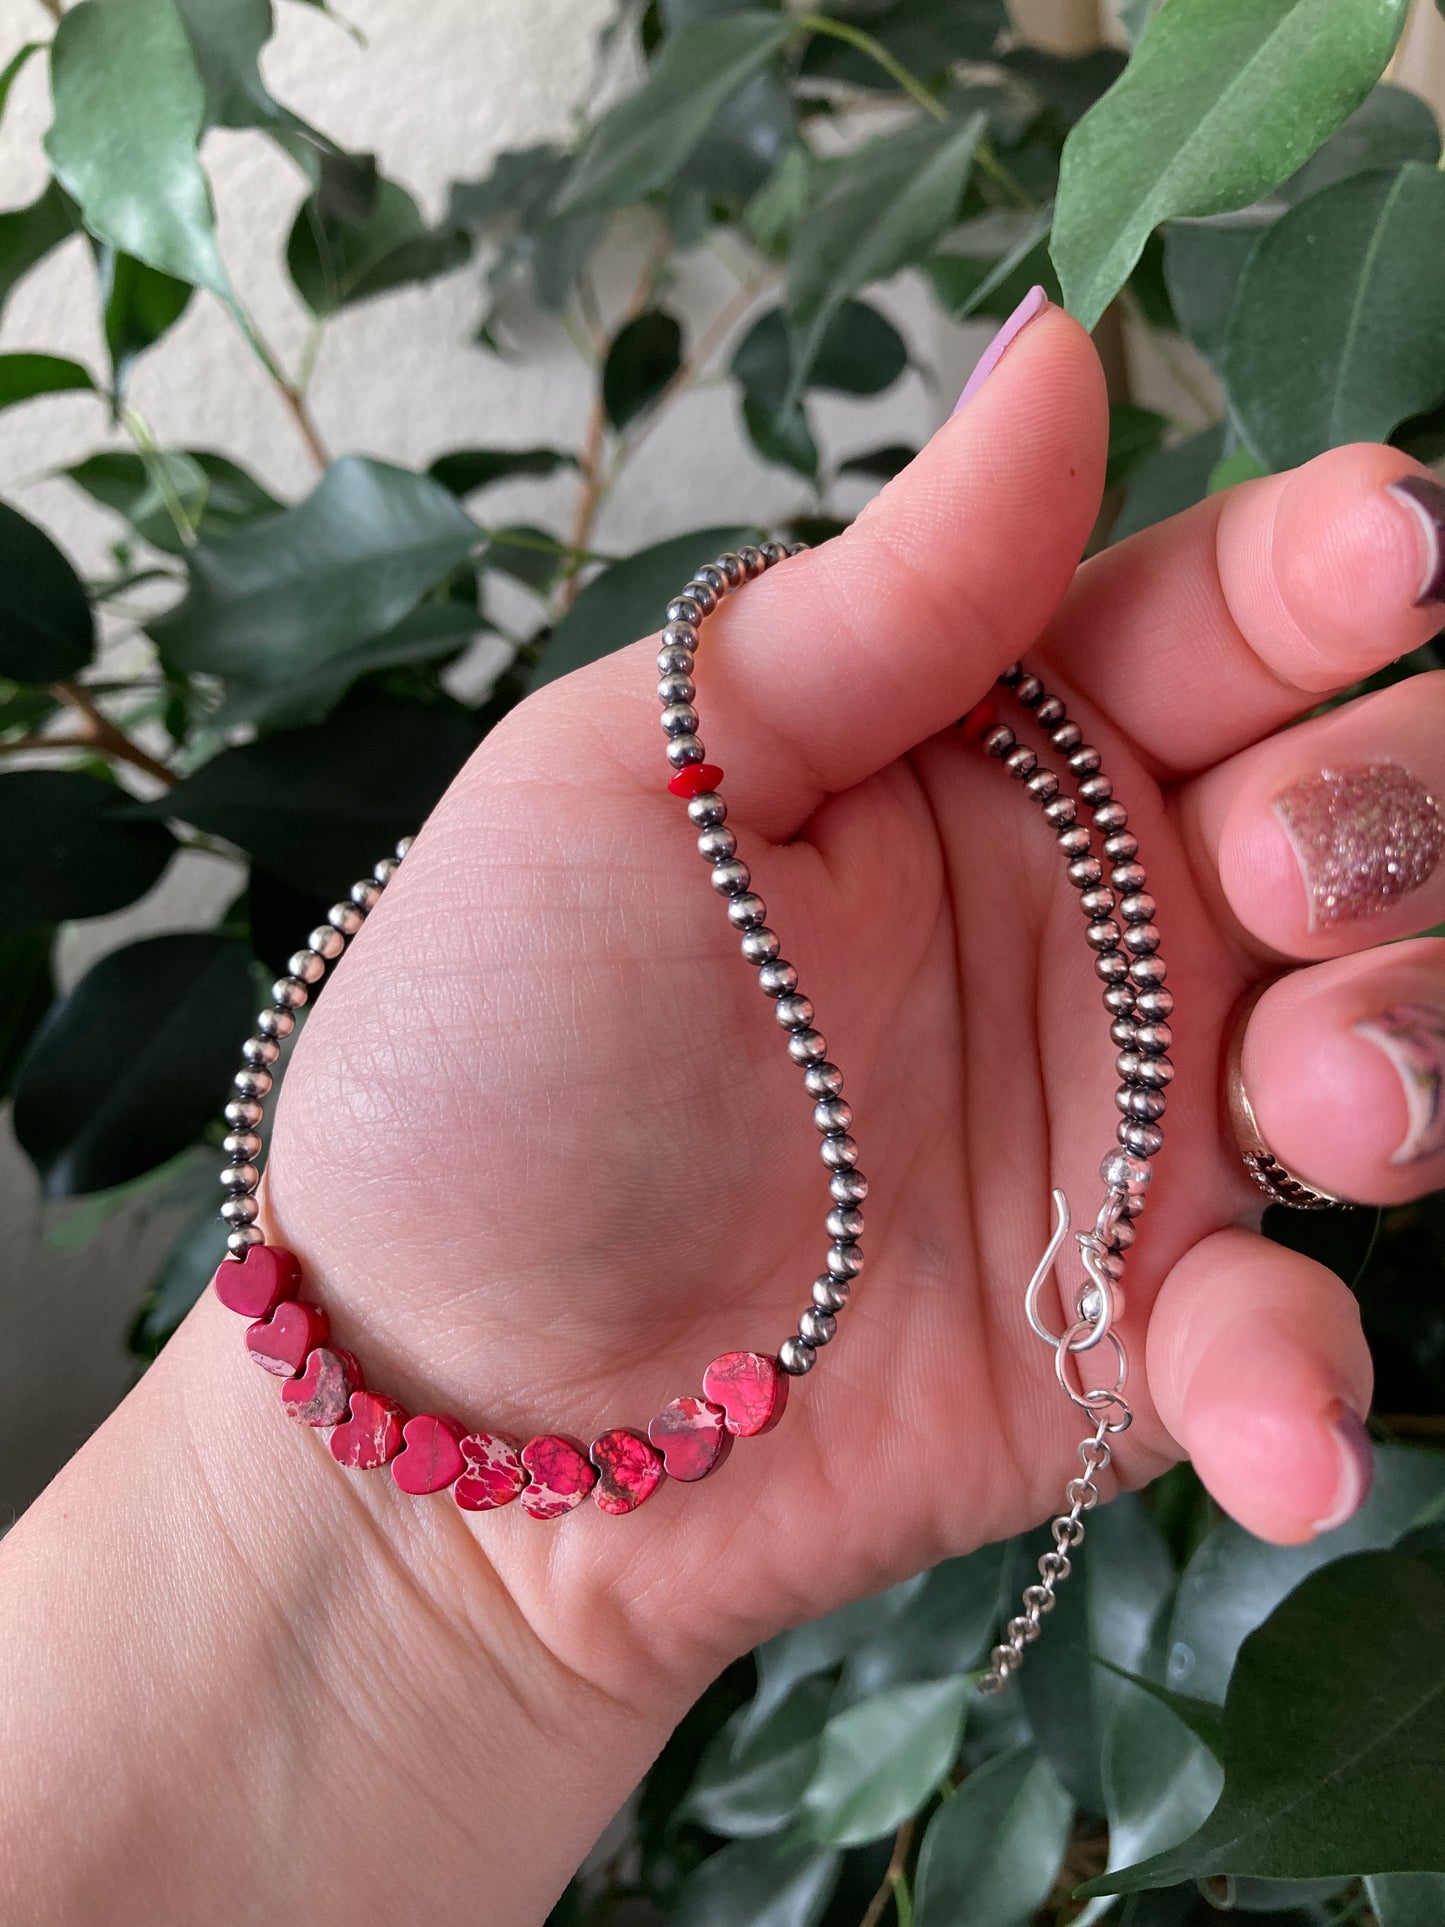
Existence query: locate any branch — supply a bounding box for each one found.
[858,1818,914,1927]
[33,682,179,787]
[35,0,64,19]
[798,15,946,121]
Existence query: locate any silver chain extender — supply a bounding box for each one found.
[971,664,1168,1694]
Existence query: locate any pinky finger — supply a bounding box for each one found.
[1146,1228,1374,1545]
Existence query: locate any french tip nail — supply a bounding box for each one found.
[1385,474,1445,608]
[1311,1403,1375,1535]
[951,284,1049,416]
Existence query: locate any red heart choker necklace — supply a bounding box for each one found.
[208,539,1165,1683]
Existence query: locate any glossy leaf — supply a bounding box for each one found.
[287,156,469,316]
[0,40,40,119]
[602,309,683,430]
[97,247,194,393]
[914,1747,1073,1927]
[428,447,576,496]
[835,1540,1009,1706]
[1095,1677,1223,1888]
[685,1676,834,1838]
[801,0,1004,87]
[801,1676,970,1847]
[741,397,818,482]
[484,527,563,594]
[678,59,794,205]
[924,205,1058,322]
[671,1831,840,1927]
[173,0,284,129]
[1051,0,1409,331]
[837,444,914,483]
[534,525,758,688]
[555,13,796,217]
[785,111,984,395]
[158,698,480,897]
[1224,163,1445,472]
[732,300,908,418]
[1367,1874,1445,1927]
[1286,81,1440,199]
[0,928,55,1100]
[0,182,75,321]
[1003,47,1127,128]
[12,932,253,1196]
[129,1202,228,1356]
[0,771,175,932]
[1087,1550,1445,1889]
[1106,405,1169,491]
[45,0,232,298]
[64,449,280,555]
[0,352,93,411]
[1162,213,1270,367]
[0,501,96,682]
[152,456,478,685]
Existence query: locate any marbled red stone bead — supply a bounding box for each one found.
[281,1347,358,1427]
[245,1299,330,1377]
[212,1243,301,1320]
[454,1431,527,1511]
[646,1396,731,1481]
[329,1390,407,1470]
[519,1434,597,1520]
[391,1413,467,1496]
[590,1429,665,1514]
[667,762,723,798]
[702,1351,789,1437]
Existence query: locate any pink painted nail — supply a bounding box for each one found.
[1386,474,1445,607]
[1354,1003,1445,1164]
[1311,1404,1375,1534]
[952,284,1048,414]
[1272,762,1445,928]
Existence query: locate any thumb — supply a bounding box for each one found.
[537,291,1107,842]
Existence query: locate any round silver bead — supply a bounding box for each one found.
[999,662,1025,684]
[799,1308,837,1347]
[1117,1085,1166,1121]
[242,1035,280,1067]
[665,597,703,627]
[1107,1218,1137,1252]
[1069,857,1105,890]
[739,545,766,578]
[695,564,727,597]
[1136,1022,1172,1055]
[657,644,693,677]
[1102,983,1136,1015]
[814,1098,852,1134]
[233,1067,272,1100]
[826,1205,864,1241]
[374,857,400,886]
[1101,1149,1152,1194]
[220,1162,259,1193]
[1026,770,1060,802]
[688,791,726,828]
[830,1168,868,1204]
[1080,886,1115,918]
[716,552,746,588]
[1119,892,1156,924]
[227,1225,265,1255]
[984,724,1016,758]
[820,1133,859,1168]
[778,1336,816,1376]
[1094,951,1129,983]
[712,859,751,896]
[256,1006,296,1039]
[1078,774,1113,806]
[740,924,780,962]
[329,902,364,936]
[667,734,705,769]
[273,976,309,1009]
[222,1131,261,1160]
[1130,956,1167,988]
[1113,862,1148,896]
[1135,987,1174,1020]
[1058,826,1091,859]
[804,1061,844,1099]
[1005,745,1038,779]
[1044,796,1077,828]
[662,703,700,739]
[225,1098,263,1130]
[1123,922,1160,956]
[1035,695,1065,727]
[826,1241,864,1279]
[220,1195,260,1226]
[1111,1018,1139,1049]
[1051,721,1082,752]
[1104,832,1139,864]
[726,891,768,928]
[309,926,345,961]
[760,542,787,567]
[788,1029,828,1064]
[1015,674,1043,707]
[1137,1054,1174,1088]
[1120,1120,1165,1157]
[395,835,414,860]
[1086,920,1121,952]
[288,949,325,984]
[661,620,698,653]
[697,826,737,863]
[683,579,718,615]
[659,674,696,707]
[1068,746,1102,776]
[1093,802,1129,834]
[775,993,814,1030]
[813,1273,851,1312]
[352,879,382,911]
[758,960,798,998]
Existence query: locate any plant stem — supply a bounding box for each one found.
[623,268,778,464]
[15,682,180,787]
[36,0,63,18]
[240,311,331,470]
[122,408,199,547]
[858,1819,915,1927]
[798,15,946,121]
[974,138,1036,210]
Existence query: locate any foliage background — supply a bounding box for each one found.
[2,0,1445,1922]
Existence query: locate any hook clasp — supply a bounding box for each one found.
[1024,1188,1118,1354]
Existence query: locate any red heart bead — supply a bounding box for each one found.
[702,1351,789,1437]
[590,1428,665,1515]
[519,1435,597,1520]
[329,1390,407,1470]
[454,1431,527,1512]
[212,1244,301,1320]
[391,1413,467,1496]
[647,1396,732,1481]
[245,1300,329,1377]
[281,1347,358,1427]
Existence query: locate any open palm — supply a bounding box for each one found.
[263,309,1445,1697]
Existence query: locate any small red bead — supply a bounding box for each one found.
[281,1347,357,1427]
[330,1390,407,1470]
[245,1300,330,1377]
[647,1396,732,1482]
[519,1435,597,1520]
[391,1413,468,1495]
[959,698,1000,746]
[212,1244,300,1320]
[702,1352,789,1438]
[590,1429,665,1514]
[454,1431,527,1511]
[668,762,724,798]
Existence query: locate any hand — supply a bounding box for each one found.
[262,302,1445,1703]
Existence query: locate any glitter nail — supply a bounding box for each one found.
[1273,761,1444,928]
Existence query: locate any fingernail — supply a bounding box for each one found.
[952,285,1048,415]
[1353,1003,1445,1164]
[1386,474,1445,607]
[1312,1403,1374,1534]
[1273,761,1445,929]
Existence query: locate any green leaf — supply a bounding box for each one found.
[602,309,683,431]
[1161,214,1270,367]
[1224,163,1445,473]
[158,698,480,897]
[801,0,1005,87]
[534,525,758,688]
[671,1831,840,1927]
[97,247,195,394]
[129,1201,227,1356]
[1106,404,1169,492]
[785,111,984,396]
[924,205,1058,322]
[732,299,908,418]
[685,1676,835,1838]
[801,1677,970,1847]
[1095,1677,1223,1889]
[555,13,797,217]
[172,0,283,129]
[746,1576,928,1742]
[484,526,563,594]
[427,447,576,496]
[837,444,915,483]
[0,182,75,321]
[0,770,175,932]
[836,1541,1010,1706]
[0,500,96,681]
[151,456,477,685]
[741,396,819,481]
[287,153,468,316]
[64,449,280,555]
[0,927,55,1099]
[1111,425,1225,543]
[12,931,253,1196]
[0,40,41,120]
[1051,0,1410,331]
[1207,446,1267,493]
[1085,1550,1445,1889]
[914,1747,1073,1927]
[1003,47,1127,129]
[1367,1874,1445,1927]
[45,0,233,298]
[679,68,794,206]
[0,352,94,411]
